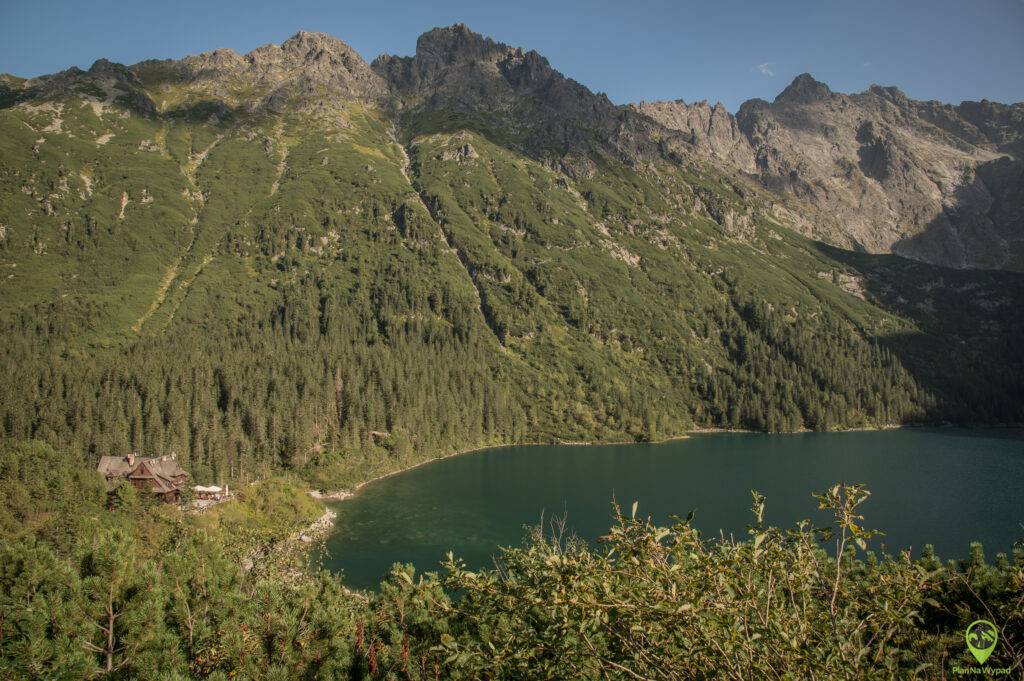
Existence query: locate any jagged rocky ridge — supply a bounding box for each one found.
[6,27,1020,270]
[637,74,1024,270]
[370,25,685,172]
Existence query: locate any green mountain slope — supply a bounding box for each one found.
[0,28,1021,486]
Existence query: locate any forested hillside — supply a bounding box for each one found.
[0,28,1022,489]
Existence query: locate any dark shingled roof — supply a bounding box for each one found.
[96,454,188,494]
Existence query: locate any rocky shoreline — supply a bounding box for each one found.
[309,489,354,501]
[295,506,338,544]
[242,506,337,572]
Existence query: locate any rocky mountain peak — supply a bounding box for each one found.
[87,58,135,79]
[282,30,344,49]
[8,56,156,114]
[413,24,505,69]
[371,24,672,165]
[866,84,911,106]
[775,73,833,104]
[275,31,360,65]
[177,48,246,77]
[374,24,546,92]
[151,30,387,109]
[243,31,371,74]
[734,76,1024,270]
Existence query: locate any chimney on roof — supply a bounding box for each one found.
[127,452,135,466]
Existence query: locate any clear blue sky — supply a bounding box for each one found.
[2,0,1022,112]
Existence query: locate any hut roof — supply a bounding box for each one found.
[96,454,188,493]
[96,455,134,478]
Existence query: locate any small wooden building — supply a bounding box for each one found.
[97,452,189,503]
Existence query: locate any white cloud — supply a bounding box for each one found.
[756,62,775,77]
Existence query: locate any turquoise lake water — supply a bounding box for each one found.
[318,429,1024,591]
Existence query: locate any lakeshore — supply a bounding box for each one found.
[310,424,914,504]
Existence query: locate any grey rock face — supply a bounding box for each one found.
[734,74,1024,270]
[630,100,756,172]
[133,31,388,112]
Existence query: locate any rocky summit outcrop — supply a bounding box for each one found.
[5,58,157,115]
[133,31,388,114]
[733,74,1024,270]
[371,24,683,170]
[630,100,757,173]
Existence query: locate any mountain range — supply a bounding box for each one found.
[7,26,1022,271]
[1,25,1021,481]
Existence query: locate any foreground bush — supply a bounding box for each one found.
[361,485,1023,679]
[1,475,1021,679]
